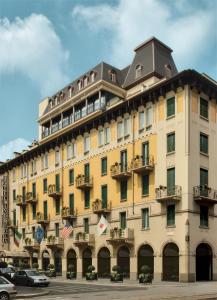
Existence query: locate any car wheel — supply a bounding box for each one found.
[0,292,9,300]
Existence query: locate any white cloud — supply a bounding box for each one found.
[0,138,30,162]
[0,14,69,96]
[72,0,216,71]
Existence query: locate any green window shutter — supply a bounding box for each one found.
[167,133,175,153]
[101,157,107,175]
[55,174,60,192]
[101,185,108,209]
[200,168,208,186]
[13,210,16,226]
[84,218,89,233]
[142,142,149,165]
[44,201,48,219]
[32,183,36,198]
[200,133,208,154]
[120,150,127,172]
[22,206,26,222]
[69,169,74,185]
[69,193,74,213]
[43,178,47,193]
[167,97,175,117]
[84,190,90,208]
[84,164,90,178]
[120,180,127,200]
[167,168,175,195]
[200,98,208,119]
[22,187,26,201]
[142,175,149,195]
[142,208,149,229]
[120,212,126,229]
[55,223,59,237]
[32,203,36,220]
[167,205,175,226]
[200,205,208,227]
[55,198,60,215]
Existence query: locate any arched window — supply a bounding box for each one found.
[135,65,142,78]
[83,76,88,87]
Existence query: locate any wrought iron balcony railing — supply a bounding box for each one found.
[92,199,111,214]
[193,185,217,205]
[76,175,93,190]
[110,163,131,180]
[107,228,134,244]
[61,207,77,220]
[130,155,154,174]
[48,184,62,198]
[155,185,182,202]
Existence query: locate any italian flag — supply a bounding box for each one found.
[14,229,22,247]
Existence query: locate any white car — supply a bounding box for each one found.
[0,276,17,300]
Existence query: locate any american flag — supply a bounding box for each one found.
[61,224,73,239]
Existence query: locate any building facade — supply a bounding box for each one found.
[0,37,217,282]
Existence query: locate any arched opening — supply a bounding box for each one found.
[137,244,154,277]
[42,250,50,271]
[32,251,38,266]
[82,248,92,277]
[117,246,130,278]
[97,247,111,278]
[67,249,77,275]
[196,243,213,281]
[163,243,179,281]
[54,250,62,275]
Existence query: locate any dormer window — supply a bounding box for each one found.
[90,71,96,83]
[135,65,142,78]
[109,70,116,83]
[60,92,64,102]
[165,64,172,78]
[78,80,82,91]
[49,99,53,109]
[83,76,88,87]
[68,86,73,98]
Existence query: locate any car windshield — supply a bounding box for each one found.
[26,270,41,276]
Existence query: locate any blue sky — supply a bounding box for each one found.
[0,0,216,161]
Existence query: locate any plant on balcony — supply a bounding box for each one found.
[67,264,76,279]
[85,265,98,280]
[138,265,153,284]
[110,265,123,282]
[47,235,56,243]
[32,263,39,270]
[24,237,32,245]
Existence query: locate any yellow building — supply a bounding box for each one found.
[1,37,217,282]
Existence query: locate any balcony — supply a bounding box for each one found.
[130,155,154,174]
[74,233,95,247]
[16,195,27,207]
[193,185,217,205]
[110,163,132,180]
[26,192,38,204]
[23,238,39,251]
[155,185,182,202]
[48,184,62,199]
[46,237,64,249]
[107,228,134,245]
[76,175,93,190]
[7,220,18,230]
[92,199,111,215]
[61,207,77,220]
[36,212,50,225]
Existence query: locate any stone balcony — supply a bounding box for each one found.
[193,185,217,205]
[36,212,50,225]
[26,192,38,204]
[130,155,154,174]
[106,228,134,245]
[23,238,40,251]
[155,185,182,202]
[76,175,93,190]
[92,199,111,215]
[48,184,62,199]
[46,237,64,249]
[110,163,132,180]
[16,195,27,207]
[61,207,77,221]
[74,233,95,247]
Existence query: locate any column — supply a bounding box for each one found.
[62,256,67,278]
[77,257,82,279]
[130,255,137,280]
[153,254,162,282]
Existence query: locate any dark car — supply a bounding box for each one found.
[13,270,49,287]
[0,268,15,283]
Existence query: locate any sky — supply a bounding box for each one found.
[0,0,216,161]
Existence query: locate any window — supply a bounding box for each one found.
[32,203,36,220]
[32,183,36,198]
[120,180,127,201]
[55,149,60,166]
[110,70,116,83]
[12,169,16,182]
[78,80,82,91]
[200,168,208,197]
[167,132,175,153]
[139,111,145,131]
[55,198,60,215]
[120,212,126,229]
[101,157,107,176]
[69,169,74,185]
[55,223,59,237]
[84,218,89,233]
[200,205,208,227]
[104,126,110,144]
[31,160,37,176]
[142,175,149,196]
[32,227,35,239]
[83,76,88,87]
[67,142,76,159]
[69,193,74,214]
[167,97,175,118]
[120,150,127,172]
[146,106,153,129]
[167,168,175,195]
[135,65,142,78]
[22,206,26,222]
[90,71,96,83]
[84,163,90,178]
[13,189,16,202]
[55,174,60,192]
[43,178,48,193]
[101,185,108,209]
[98,128,104,147]
[20,164,27,179]
[84,135,90,154]
[200,133,208,154]
[117,121,123,140]
[22,186,26,201]
[84,190,90,208]
[142,208,149,229]
[22,228,25,239]
[167,205,175,226]
[142,142,149,165]
[124,117,130,137]
[44,153,49,169]
[200,98,208,119]
[43,201,48,219]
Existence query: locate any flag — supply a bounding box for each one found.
[35,226,44,244]
[96,215,109,236]
[61,224,73,239]
[14,229,22,247]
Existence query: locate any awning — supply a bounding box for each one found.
[0,250,30,258]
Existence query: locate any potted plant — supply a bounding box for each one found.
[67,264,76,279]
[110,265,123,282]
[138,265,153,284]
[47,263,56,277]
[85,265,97,280]
[32,263,39,270]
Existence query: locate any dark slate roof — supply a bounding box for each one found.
[123,37,178,88]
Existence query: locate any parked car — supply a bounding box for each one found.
[13,269,50,287]
[0,276,17,300]
[0,268,15,282]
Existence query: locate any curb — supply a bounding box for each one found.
[16,291,50,299]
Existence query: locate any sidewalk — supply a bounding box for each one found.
[16,286,49,299]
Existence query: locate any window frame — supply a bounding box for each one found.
[167,97,175,118]
[142,208,149,229]
[167,204,175,227]
[167,132,175,154]
[200,132,208,155]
